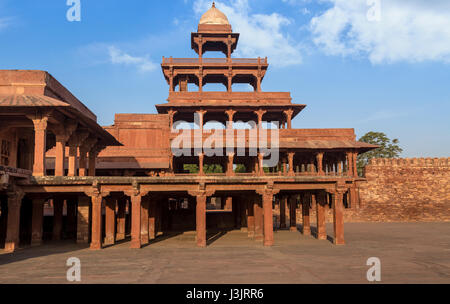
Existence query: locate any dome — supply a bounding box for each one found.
[199,2,230,25]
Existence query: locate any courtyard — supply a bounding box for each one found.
[0,222,449,284]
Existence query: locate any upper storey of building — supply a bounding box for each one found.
[161,2,270,94]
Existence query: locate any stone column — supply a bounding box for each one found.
[332,189,346,245]
[260,190,276,246]
[289,195,297,232]
[31,199,45,246]
[239,198,247,231]
[4,190,24,252]
[225,109,236,130]
[316,152,324,175]
[316,192,327,240]
[77,196,90,244]
[104,197,116,246]
[116,198,126,241]
[129,193,142,249]
[254,196,263,241]
[247,198,255,237]
[226,153,235,176]
[288,152,295,176]
[254,109,266,128]
[302,193,311,236]
[66,199,77,240]
[52,198,64,241]
[283,109,294,129]
[224,197,233,211]
[68,139,78,177]
[194,192,207,248]
[140,196,149,246]
[149,198,156,240]
[258,153,265,176]
[54,135,68,176]
[30,117,48,176]
[198,153,205,176]
[280,195,287,229]
[90,194,103,250]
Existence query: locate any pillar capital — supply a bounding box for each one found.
[28,116,49,131]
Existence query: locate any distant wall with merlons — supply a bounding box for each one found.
[284,158,450,225]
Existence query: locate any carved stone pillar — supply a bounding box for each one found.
[280,195,287,229]
[316,192,327,240]
[253,195,263,241]
[289,195,297,232]
[4,190,24,252]
[302,193,311,236]
[247,197,255,237]
[332,185,346,245]
[116,198,126,241]
[30,117,48,176]
[140,196,149,245]
[31,199,45,246]
[52,198,64,241]
[288,152,295,176]
[316,152,324,175]
[104,197,116,246]
[77,196,90,244]
[283,109,294,129]
[89,194,104,250]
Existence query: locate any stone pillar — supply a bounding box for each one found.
[225,197,232,211]
[283,109,294,129]
[66,199,77,240]
[140,196,149,245]
[31,199,45,246]
[280,195,287,229]
[78,149,88,177]
[149,198,156,240]
[254,109,266,128]
[90,194,103,250]
[52,198,64,241]
[30,117,48,176]
[316,152,324,175]
[198,153,205,176]
[55,135,68,176]
[226,153,235,176]
[302,193,311,236]
[195,192,207,247]
[240,198,247,231]
[116,198,126,241]
[316,192,327,240]
[258,153,265,176]
[261,191,275,246]
[88,149,98,177]
[4,191,24,253]
[247,198,255,237]
[225,109,236,129]
[333,190,346,245]
[68,140,78,177]
[104,197,116,246]
[288,152,295,176]
[77,196,90,244]
[289,195,297,232]
[254,196,263,241]
[129,194,142,249]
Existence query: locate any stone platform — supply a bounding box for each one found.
[0,223,449,284]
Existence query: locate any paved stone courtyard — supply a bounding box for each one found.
[0,223,449,284]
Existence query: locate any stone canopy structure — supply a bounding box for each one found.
[0,4,376,253]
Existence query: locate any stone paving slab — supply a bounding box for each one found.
[0,223,449,284]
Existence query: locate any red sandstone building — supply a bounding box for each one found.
[0,4,376,253]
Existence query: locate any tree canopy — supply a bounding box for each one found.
[357,131,403,175]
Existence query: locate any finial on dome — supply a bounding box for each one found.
[212,2,216,8]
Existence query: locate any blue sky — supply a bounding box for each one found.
[0,0,449,157]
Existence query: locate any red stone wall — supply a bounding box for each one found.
[284,158,450,225]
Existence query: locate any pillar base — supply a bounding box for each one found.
[130,241,141,249]
[90,242,102,250]
[334,239,345,245]
[116,233,125,241]
[104,236,115,246]
[4,242,17,253]
[317,233,327,240]
[240,227,248,232]
[31,240,43,247]
[141,236,149,245]
[290,226,297,232]
[303,228,311,236]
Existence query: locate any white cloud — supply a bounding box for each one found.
[108,46,157,72]
[193,0,303,67]
[310,0,450,64]
[0,17,13,31]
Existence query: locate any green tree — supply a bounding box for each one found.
[357,131,403,176]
